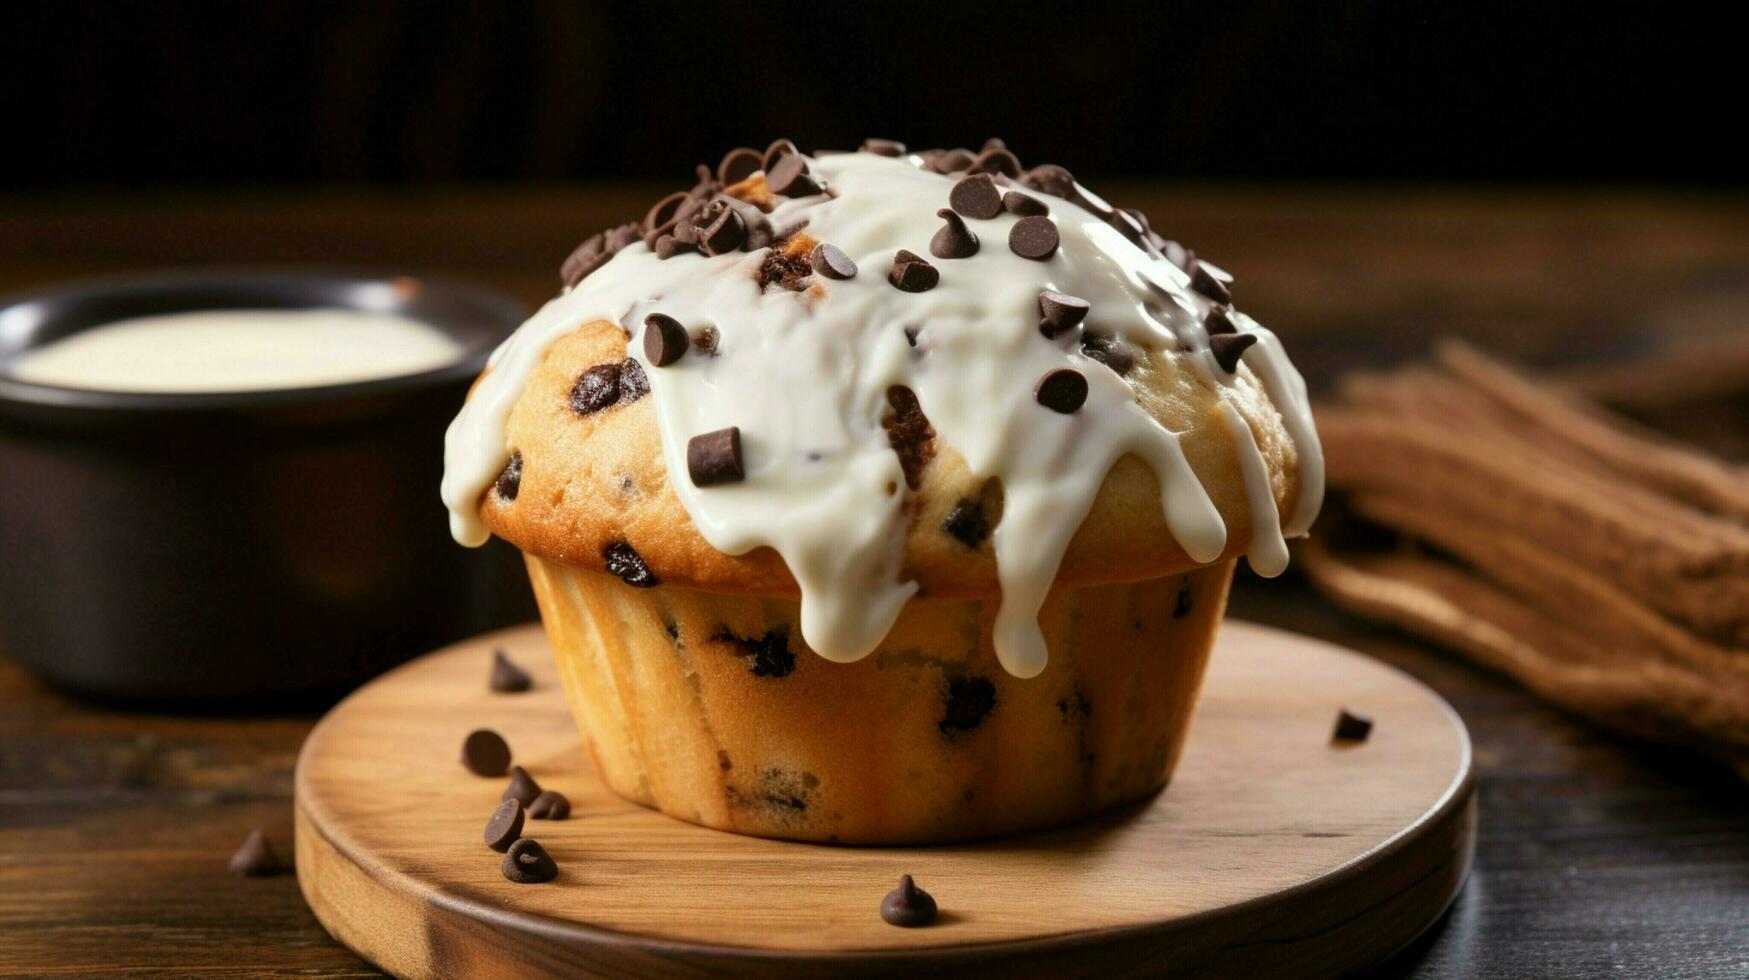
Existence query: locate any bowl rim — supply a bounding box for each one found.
[0,267,527,414]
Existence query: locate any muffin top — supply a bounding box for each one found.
[443,139,1323,677]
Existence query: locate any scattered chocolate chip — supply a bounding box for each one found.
[618,357,649,402]
[1081,334,1135,377]
[1035,368,1088,413]
[1209,332,1258,374]
[227,829,280,877]
[490,649,531,693]
[1105,207,1148,248]
[643,191,689,236]
[860,137,907,156]
[888,250,940,292]
[881,875,939,927]
[811,242,857,280]
[762,138,799,171]
[1333,709,1374,743]
[687,427,745,487]
[948,174,1003,220]
[943,499,989,548]
[1021,163,1077,198]
[712,627,795,678]
[502,765,543,807]
[693,326,720,356]
[766,153,822,196]
[528,790,571,820]
[903,325,921,347]
[967,146,1022,177]
[1190,262,1232,304]
[643,312,689,367]
[1008,216,1060,260]
[1174,586,1194,618]
[1003,191,1049,216]
[1204,307,1237,336]
[483,799,525,852]
[941,676,997,735]
[501,838,558,884]
[929,208,980,259]
[462,730,511,777]
[699,203,747,255]
[882,386,936,489]
[602,540,660,588]
[569,363,621,416]
[1038,290,1091,339]
[717,147,763,185]
[493,452,522,501]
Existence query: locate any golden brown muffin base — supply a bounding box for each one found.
[525,556,1235,844]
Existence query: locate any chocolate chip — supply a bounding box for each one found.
[483,799,525,852]
[643,312,689,367]
[1003,191,1048,216]
[699,203,747,255]
[943,499,989,548]
[528,790,571,820]
[1209,332,1258,374]
[693,326,720,356]
[1190,262,1232,304]
[883,385,936,489]
[903,326,921,347]
[712,627,795,678]
[767,153,821,197]
[501,838,558,884]
[967,146,1022,177]
[602,541,659,588]
[983,137,1007,150]
[860,138,907,156]
[493,452,522,501]
[490,649,531,693]
[811,242,857,280]
[643,191,689,236]
[888,249,939,292]
[948,174,1003,220]
[762,138,799,172]
[1008,216,1060,260]
[1204,307,1236,336]
[940,676,996,735]
[1105,207,1148,248]
[1081,334,1135,377]
[1038,290,1090,339]
[1333,709,1374,743]
[654,234,696,260]
[560,235,610,287]
[462,729,511,777]
[1173,585,1193,618]
[717,147,763,185]
[618,357,649,402]
[1035,368,1088,413]
[937,147,975,172]
[929,208,980,259]
[1021,163,1076,198]
[569,363,621,416]
[605,221,642,252]
[502,765,543,807]
[687,427,745,486]
[881,875,938,928]
[227,829,280,877]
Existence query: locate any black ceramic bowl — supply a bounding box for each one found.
[0,270,536,706]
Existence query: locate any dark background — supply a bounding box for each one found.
[2,1,1740,188]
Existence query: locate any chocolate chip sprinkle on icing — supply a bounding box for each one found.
[1003,191,1049,216]
[880,875,939,927]
[693,325,720,356]
[967,146,1021,177]
[1081,333,1135,377]
[697,201,747,255]
[762,138,799,172]
[859,138,907,157]
[929,208,979,259]
[687,427,745,487]
[717,146,763,186]
[948,174,1003,220]
[1020,163,1076,198]
[811,242,857,280]
[643,312,689,367]
[1038,290,1090,339]
[888,249,940,292]
[1035,368,1088,413]
[1209,332,1258,374]
[1008,215,1060,260]
[1190,262,1233,305]
[1204,307,1237,336]
[767,153,822,197]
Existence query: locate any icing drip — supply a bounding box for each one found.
[442,151,1323,676]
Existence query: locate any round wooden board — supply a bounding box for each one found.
[295,620,1473,979]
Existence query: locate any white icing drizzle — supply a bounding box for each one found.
[442,151,1323,677]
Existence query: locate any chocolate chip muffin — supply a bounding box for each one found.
[443,138,1323,843]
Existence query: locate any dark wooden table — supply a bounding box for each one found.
[2,186,1745,977]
